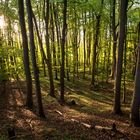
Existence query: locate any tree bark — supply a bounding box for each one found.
[26,0,45,118]
[83,11,86,79]
[91,0,104,85]
[18,0,33,109]
[114,0,128,114]
[44,0,55,97]
[60,0,67,103]
[50,7,58,80]
[131,22,140,126]
[111,0,117,79]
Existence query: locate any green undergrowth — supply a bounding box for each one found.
[40,74,132,117]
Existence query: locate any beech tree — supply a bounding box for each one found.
[26,0,45,117]
[114,0,128,114]
[44,0,55,97]
[111,0,118,79]
[131,22,140,126]
[1,0,140,130]
[18,0,33,109]
[60,0,67,103]
[91,0,104,86]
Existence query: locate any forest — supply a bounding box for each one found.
[0,0,140,139]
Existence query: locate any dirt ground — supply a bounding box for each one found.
[0,80,140,140]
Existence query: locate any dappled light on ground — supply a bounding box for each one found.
[0,79,139,139]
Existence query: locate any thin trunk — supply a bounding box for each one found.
[53,3,61,67]
[83,12,86,79]
[91,0,104,85]
[111,0,117,79]
[66,39,70,81]
[44,0,55,97]
[32,12,47,78]
[26,0,45,118]
[50,7,58,80]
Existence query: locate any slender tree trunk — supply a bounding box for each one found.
[60,0,67,103]
[111,0,117,79]
[26,0,45,118]
[66,39,70,81]
[53,3,61,69]
[37,4,46,77]
[106,24,111,83]
[83,11,86,79]
[44,0,55,97]
[50,7,58,80]
[32,10,49,80]
[131,22,140,126]
[114,0,128,114]
[91,0,104,85]
[18,0,33,109]
[87,32,91,68]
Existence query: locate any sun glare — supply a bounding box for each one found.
[0,16,5,29]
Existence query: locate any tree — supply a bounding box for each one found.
[91,0,104,86]
[60,0,67,103]
[44,0,55,97]
[111,0,117,79]
[26,0,45,117]
[130,22,140,126]
[114,0,128,114]
[18,0,33,109]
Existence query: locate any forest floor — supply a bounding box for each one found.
[0,76,140,140]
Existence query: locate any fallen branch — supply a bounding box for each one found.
[71,118,117,131]
[55,110,116,131]
[55,110,63,116]
[55,110,128,139]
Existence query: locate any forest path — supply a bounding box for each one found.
[0,80,139,140]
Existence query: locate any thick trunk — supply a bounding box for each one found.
[60,0,67,103]
[131,22,140,126]
[26,0,45,118]
[114,0,128,114]
[18,0,33,109]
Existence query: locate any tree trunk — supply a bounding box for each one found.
[131,22,140,126]
[18,0,33,109]
[91,0,104,85]
[26,0,45,118]
[50,7,58,80]
[111,0,117,79]
[53,3,61,69]
[83,12,86,79]
[44,0,55,97]
[60,0,67,103]
[114,0,128,114]
[66,39,70,81]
